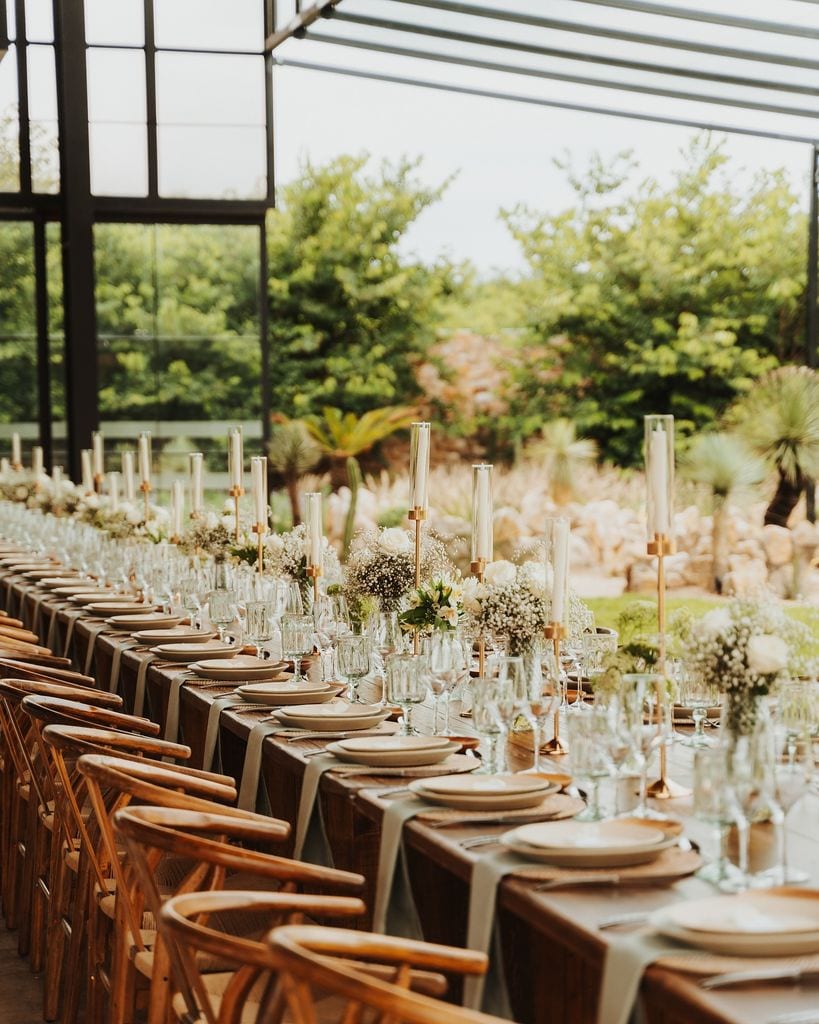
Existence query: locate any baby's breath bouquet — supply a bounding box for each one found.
[264,524,341,598]
[688,599,810,735]
[177,512,233,559]
[399,575,463,634]
[463,559,550,655]
[344,527,453,613]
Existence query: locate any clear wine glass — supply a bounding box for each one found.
[620,673,667,820]
[678,667,719,747]
[428,632,467,735]
[693,746,748,892]
[472,675,508,775]
[385,653,427,735]
[281,612,315,685]
[526,646,561,774]
[758,723,813,886]
[208,589,237,644]
[566,707,614,821]
[245,599,275,659]
[336,634,372,703]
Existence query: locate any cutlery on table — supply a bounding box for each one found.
[428,812,562,829]
[702,967,819,990]
[459,835,505,849]
[535,874,685,891]
[597,911,650,930]
[767,1013,819,1024]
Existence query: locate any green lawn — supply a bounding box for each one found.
[586,595,819,633]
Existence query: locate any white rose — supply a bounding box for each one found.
[746,635,788,675]
[461,577,485,614]
[125,506,142,525]
[701,607,732,637]
[380,527,413,555]
[519,560,547,597]
[205,511,219,530]
[483,559,516,587]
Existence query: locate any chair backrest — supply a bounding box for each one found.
[0,657,96,686]
[20,693,160,735]
[159,890,365,1024]
[265,925,501,1024]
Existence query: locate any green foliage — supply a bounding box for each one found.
[526,418,597,503]
[343,456,362,559]
[267,420,321,526]
[267,154,453,418]
[377,507,407,528]
[502,137,802,463]
[682,432,766,499]
[302,405,417,459]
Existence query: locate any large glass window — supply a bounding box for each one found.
[0,221,39,459]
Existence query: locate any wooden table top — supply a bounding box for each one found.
[6,567,819,1024]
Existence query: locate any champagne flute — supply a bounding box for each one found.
[281,613,314,685]
[527,647,561,774]
[208,589,237,644]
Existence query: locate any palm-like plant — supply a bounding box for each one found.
[732,366,819,527]
[528,418,597,504]
[302,405,418,488]
[683,432,766,591]
[267,420,321,525]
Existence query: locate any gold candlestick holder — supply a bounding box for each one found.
[470,558,486,677]
[306,563,322,603]
[543,621,568,755]
[646,532,690,800]
[229,485,245,543]
[189,510,203,522]
[252,522,266,574]
[408,506,426,654]
[139,480,152,522]
[93,473,103,495]
[11,462,22,473]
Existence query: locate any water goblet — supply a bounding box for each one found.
[336,634,372,703]
[693,746,748,892]
[208,589,238,644]
[472,675,509,775]
[566,707,613,821]
[281,613,314,685]
[678,667,720,747]
[385,653,427,735]
[428,632,468,735]
[757,724,813,886]
[245,600,275,659]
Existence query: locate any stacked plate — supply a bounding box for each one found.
[107,612,183,630]
[86,601,155,616]
[59,586,114,598]
[653,891,819,956]
[41,576,89,589]
[189,655,288,682]
[408,773,558,811]
[501,818,681,867]
[327,735,461,768]
[27,568,77,580]
[233,680,340,706]
[150,640,236,663]
[133,626,217,644]
[272,701,389,732]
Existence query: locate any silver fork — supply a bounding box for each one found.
[459,835,505,849]
[767,1013,819,1024]
[597,911,650,930]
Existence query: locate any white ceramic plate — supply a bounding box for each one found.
[501,828,677,867]
[653,891,819,956]
[151,641,237,662]
[107,613,183,629]
[419,773,550,798]
[327,739,462,767]
[86,602,154,615]
[233,682,336,706]
[273,702,389,731]
[57,586,112,598]
[511,820,665,852]
[41,576,86,589]
[27,568,76,580]
[132,626,217,643]
[71,592,123,604]
[408,778,556,811]
[338,736,452,755]
[189,655,288,681]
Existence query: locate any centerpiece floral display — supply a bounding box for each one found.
[264,523,342,599]
[344,527,453,613]
[399,575,464,634]
[688,598,812,736]
[462,559,550,655]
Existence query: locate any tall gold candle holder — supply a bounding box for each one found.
[646,532,690,800]
[306,564,322,603]
[93,474,103,495]
[228,484,244,544]
[408,506,426,653]
[543,621,568,755]
[470,557,486,677]
[139,480,152,522]
[252,522,266,574]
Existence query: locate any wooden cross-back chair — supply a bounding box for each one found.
[0,656,97,687]
[113,806,362,1024]
[265,925,508,1024]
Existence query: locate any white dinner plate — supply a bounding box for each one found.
[71,592,123,604]
[653,891,819,956]
[408,777,556,811]
[233,681,336,706]
[419,773,550,798]
[41,576,86,589]
[189,655,288,681]
[327,739,462,767]
[151,641,236,662]
[86,602,154,615]
[107,613,183,629]
[27,568,76,580]
[58,586,113,598]
[338,736,452,755]
[132,626,217,644]
[502,817,680,867]
[273,702,389,731]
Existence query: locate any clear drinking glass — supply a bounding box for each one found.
[336,633,372,703]
[208,589,238,644]
[579,631,617,709]
[693,746,748,892]
[281,612,314,685]
[758,724,813,885]
[472,675,509,775]
[678,667,719,747]
[385,653,427,735]
[566,707,613,821]
[620,674,667,820]
[245,600,275,659]
[526,646,561,774]
[428,632,468,735]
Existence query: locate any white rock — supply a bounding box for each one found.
[761,524,793,567]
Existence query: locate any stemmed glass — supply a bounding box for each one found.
[385,653,427,735]
[428,632,468,735]
[472,675,509,774]
[336,634,372,703]
[678,667,719,747]
[527,646,561,774]
[566,708,614,821]
[578,631,616,710]
[208,589,238,644]
[759,723,814,885]
[281,613,314,685]
[245,600,275,659]
[693,746,748,892]
[620,674,667,820]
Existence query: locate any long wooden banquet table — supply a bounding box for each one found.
[5,567,819,1024]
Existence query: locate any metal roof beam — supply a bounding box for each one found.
[307,30,819,122]
[388,0,819,72]
[273,54,819,146]
[265,0,344,51]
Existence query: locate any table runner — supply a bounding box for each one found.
[597,930,679,1024]
[162,672,188,745]
[108,640,138,694]
[201,693,241,772]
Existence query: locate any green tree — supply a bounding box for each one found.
[503,137,804,464]
[266,154,452,418]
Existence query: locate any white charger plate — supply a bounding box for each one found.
[234,681,337,706]
[408,776,557,811]
[327,738,462,767]
[87,602,154,615]
[132,626,217,643]
[151,641,236,662]
[190,655,288,681]
[273,702,388,731]
[108,613,183,629]
[420,773,550,798]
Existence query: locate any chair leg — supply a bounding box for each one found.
[42,845,70,1021]
[17,791,38,957]
[3,784,23,929]
[30,808,52,974]
[147,940,172,1024]
[109,897,137,1024]
[60,858,90,1024]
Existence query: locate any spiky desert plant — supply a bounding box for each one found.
[267,420,321,526]
[529,418,597,504]
[302,405,417,489]
[683,432,766,591]
[732,366,819,527]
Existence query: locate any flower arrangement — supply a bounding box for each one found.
[463,559,550,655]
[344,527,453,612]
[687,599,811,735]
[399,575,463,634]
[264,523,342,598]
[177,513,234,559]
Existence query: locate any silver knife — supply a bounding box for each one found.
[703,966,819,990]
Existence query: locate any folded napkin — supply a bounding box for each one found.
[597,929,677,1024]
[83,621,110,675]
[162,673,189,745]
[133,654,156,717]
[292,752,339,862]
[237,721,284,812]
[202,693,241,772]
[62,609,83,657]
[372,795,428,938]
[108,640,138,694]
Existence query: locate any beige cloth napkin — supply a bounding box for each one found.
[62,609,83,657]
[45,603,61,651]
[237,721,285,812]
[133,654,156,717]
[162,674,188,745]
[372,795,428,937]
[292,752,339,860]
[202,693,240,772]
[31,591,49,636]
[108,640,137,694]
[597,930,677,1024]
[83,621,110,675]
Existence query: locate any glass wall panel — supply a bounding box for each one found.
[0,222,39,461]
[47,222,66,470]
[88,47,148,196]
[0,47,20,191]
[85,0,145,46]
[153,0,263,52]
[24,0,53,43]
[27,43,59,192]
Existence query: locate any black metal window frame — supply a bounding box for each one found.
[0,0,276,478]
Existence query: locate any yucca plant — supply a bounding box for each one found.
[528,418,597,504]
[266,420,322,525]
[302,405,418,488]
[683,432,766,591]
[732,366,819,527]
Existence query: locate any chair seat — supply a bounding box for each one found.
[171,974,346,1024]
